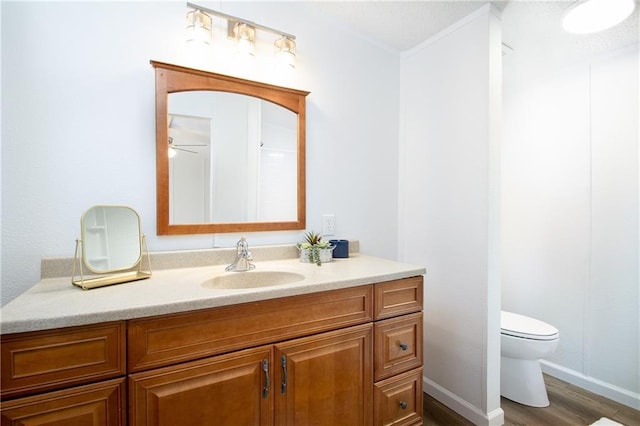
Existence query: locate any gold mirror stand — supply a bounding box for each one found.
[72,235,152,290]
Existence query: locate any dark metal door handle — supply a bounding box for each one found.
[262,359,269,398]
[280,355,287,394]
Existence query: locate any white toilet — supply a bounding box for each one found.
[500,310,559,407]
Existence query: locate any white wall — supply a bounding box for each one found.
[398,5,503,425]
[0,1,400,305]
[502,44,640,409]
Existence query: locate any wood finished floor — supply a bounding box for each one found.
[423,375,640,426]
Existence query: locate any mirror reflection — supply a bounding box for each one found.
[168,91,298,225]
[81,205,142,273]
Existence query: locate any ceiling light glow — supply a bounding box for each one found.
[562,0,636,34]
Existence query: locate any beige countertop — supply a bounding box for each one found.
[0,252,425,334]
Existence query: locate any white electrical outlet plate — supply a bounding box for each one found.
[322,214,335,236]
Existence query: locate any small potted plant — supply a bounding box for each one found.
[297,231,334,266]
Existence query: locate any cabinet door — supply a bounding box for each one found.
[274,323,373,426]
[129,346,272,426]
[0,377,126,426]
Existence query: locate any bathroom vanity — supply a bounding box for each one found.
[0,251,425,425]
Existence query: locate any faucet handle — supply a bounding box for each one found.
[226,236,254,271]
[236,237,248,253]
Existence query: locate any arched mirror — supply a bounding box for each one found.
[152,61,310,235]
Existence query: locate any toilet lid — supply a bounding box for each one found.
[501,311,559,341]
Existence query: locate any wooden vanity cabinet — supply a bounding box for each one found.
[127,285,375,426]
[127,277,423,426]
[129,323,373,426]
[1,275,424,426]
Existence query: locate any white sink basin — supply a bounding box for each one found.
[202,271,305,290]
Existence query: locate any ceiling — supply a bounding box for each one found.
[312,0,503,51]
[311,0,639,60]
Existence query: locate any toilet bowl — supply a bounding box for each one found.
[501,311,559,407]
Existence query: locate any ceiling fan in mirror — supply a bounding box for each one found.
[168,136,199,156]
[167,113,210,157]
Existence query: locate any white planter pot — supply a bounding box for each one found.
[299,246,334,264]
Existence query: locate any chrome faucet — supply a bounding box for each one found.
[225,237,255,272]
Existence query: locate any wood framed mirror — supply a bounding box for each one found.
[152,61,309,235]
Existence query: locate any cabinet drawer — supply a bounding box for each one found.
[374,367,423,426]
[374,277,423,320]
[0,377,126,425]
[128,285,373,372]
[1,322,126,399]
[374,312,423,381]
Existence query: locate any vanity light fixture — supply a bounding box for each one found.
[562,0,636,34]
[275,36,296,69]
[185,8,212,45]
[186,2,297,68]
[233,22,256,57]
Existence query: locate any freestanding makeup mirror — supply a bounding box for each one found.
[72,205,151,290]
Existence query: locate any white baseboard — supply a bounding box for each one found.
[424,376,505,426]
[540,360,640,410]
